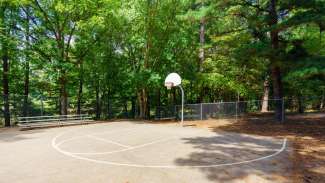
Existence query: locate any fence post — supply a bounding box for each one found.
[200,103,203,120]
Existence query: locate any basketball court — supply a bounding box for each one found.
[0,121,294,183]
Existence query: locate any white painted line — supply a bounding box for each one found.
[87,135,131,148]
[52,136,287,168]
[55,127,145,147]
[65,136,177,155]
[87,127,143,137]
[51,125,288,168]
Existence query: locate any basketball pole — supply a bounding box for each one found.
[178,85,184,127]
[164,73,184,127]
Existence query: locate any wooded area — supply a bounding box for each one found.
[1,0,325,127]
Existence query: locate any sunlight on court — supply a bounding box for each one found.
[51,122,287,168]
[0,122,292,183]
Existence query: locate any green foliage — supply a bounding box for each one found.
[1,0,324,119]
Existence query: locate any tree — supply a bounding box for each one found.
[0,2,10,126]
[0,1,21,126]
[1,0,325,124]
[28,0,104,115]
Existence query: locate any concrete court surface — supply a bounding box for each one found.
[0,121,293,183]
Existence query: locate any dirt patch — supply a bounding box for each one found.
[178,113,325,183]
[184,118,234,128]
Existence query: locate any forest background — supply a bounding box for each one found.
[1,0,325,126]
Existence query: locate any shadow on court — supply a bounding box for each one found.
[174,132,292,183]
[0,128,45,142]
[196,113,325,183]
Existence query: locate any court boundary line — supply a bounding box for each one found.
[55,135,178,155]
[69,135,281,156]
[51,124,288,169]
[87,135,131,148]
[55,126,148,147]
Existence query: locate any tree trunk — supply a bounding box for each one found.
[123,100,128,118]
[238,97,247,113]
[261,76,270,112]
[297,96,304,113]
[271,66,284,121]
[23,10,31,117]
[147,94,150,119]
[269,0,284,122]
[199,17,205,72]
[197,12,206,103]
[1,5,10,126]
[95,80,101,119]
[319,24,323,55]
[138,88,149,119]
[320,90,324,109]
[57,34,68,115]
[139,2,151,120]
[190,81,193,103]
[131,97,136,118]
[2,44,10,126]
[106,90,111,118]
[59,74,68,115]
[155,89,161,119]
[77,62,83,115]
[23,55,30,117]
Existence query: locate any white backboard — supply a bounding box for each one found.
[165,73,182,87]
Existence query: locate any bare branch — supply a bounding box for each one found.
[65,22,76,57]
[33,0,58,39]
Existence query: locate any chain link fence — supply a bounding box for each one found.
[178,100,284,121]
[1,95,324,126]
[156,97,325,122]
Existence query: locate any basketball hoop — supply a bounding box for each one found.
[164,73,184,126]
[165,82,174,90]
